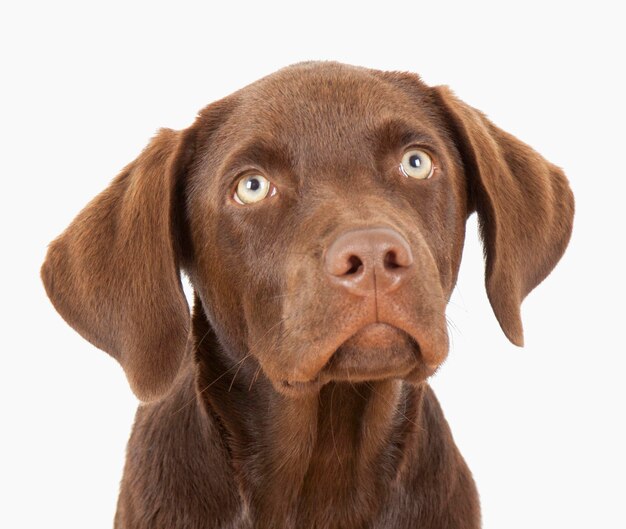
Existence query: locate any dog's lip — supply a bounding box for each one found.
[280,322,424,393]
[323,322,420,378]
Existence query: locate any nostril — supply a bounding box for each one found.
[384,250,402,270]
[345,255,363,275]
[383,243,413,270]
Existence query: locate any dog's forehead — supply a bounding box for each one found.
[230,63,434,150]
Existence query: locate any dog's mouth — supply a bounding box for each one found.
[280,323,431,397]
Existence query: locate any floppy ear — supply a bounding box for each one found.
[41,128,194,401]
[432,86,574,346]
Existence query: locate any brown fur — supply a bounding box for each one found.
[41,62,574,528]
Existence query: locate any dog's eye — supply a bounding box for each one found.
[233,174,276,205]
[400,149,434,180]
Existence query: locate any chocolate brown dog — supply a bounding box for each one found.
[41,61,574,528]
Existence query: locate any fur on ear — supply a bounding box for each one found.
[41,128,194,401]
[433,86,574,346]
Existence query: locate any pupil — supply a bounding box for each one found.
[409,155,421,168]
[247,178,261,191]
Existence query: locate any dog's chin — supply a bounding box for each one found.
[278,323,435,398]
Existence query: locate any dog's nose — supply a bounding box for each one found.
[324,227,413,295]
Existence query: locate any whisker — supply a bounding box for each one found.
[445,315,461,335]
[347,368,368,401]
[171,357,246,416]
[330,383,343,469]
[246,315,292,355]
[226,316,294,394]
[193,326,215,355]
[228,351,253,392]
[248,364,263,392]
[364,381,424,431]
[172,317,290,414]
[446,315,460,352]
[245,321,301,391]
[202,352,253,395]
[168,325,219,415]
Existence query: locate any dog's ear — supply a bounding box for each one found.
[41,127,196,402]
[432,86,574,346]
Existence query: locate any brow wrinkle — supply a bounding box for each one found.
[370,119,438,156]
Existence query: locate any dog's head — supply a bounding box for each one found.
[41,62,574,401]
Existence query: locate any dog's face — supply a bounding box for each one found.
[42,62,574,401]
[186,65,466,395]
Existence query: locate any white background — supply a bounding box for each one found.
[1,1,624,528]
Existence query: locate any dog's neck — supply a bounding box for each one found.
[193,307,425,528]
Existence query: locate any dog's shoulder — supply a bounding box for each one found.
[116,360,244,528]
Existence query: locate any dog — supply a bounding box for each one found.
[41,61,574,528]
